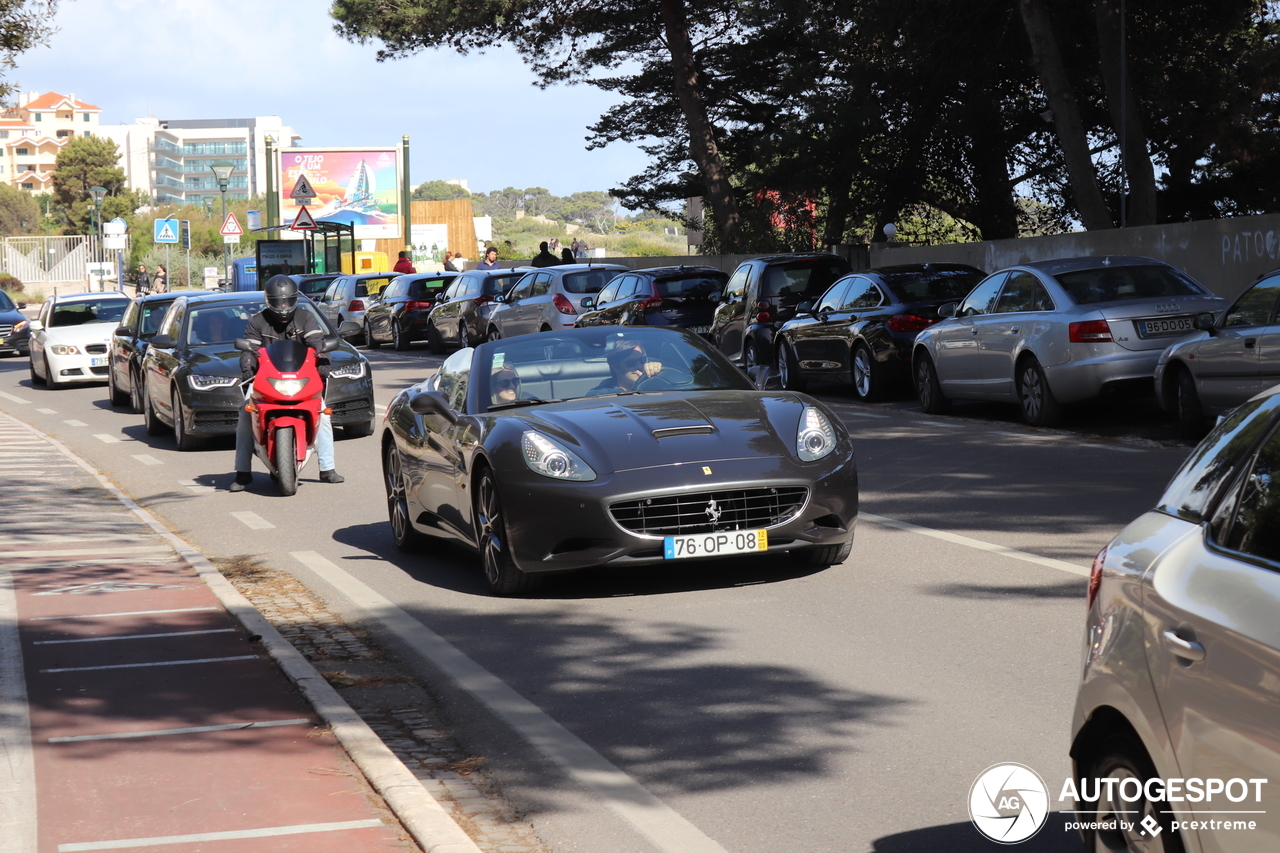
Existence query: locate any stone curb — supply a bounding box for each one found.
[8,415,483,853]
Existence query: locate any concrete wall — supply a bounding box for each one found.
[868,213,1280,303]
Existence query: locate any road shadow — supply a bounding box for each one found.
[872,815,1083,851]
[923,580,1086,600]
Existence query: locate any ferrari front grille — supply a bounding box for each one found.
[610,486,808,537]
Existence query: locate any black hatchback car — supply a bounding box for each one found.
[140,292,375,450]
[575,266,728,337]
[108,290,213,413]
[364,271,457,351]
[424,269,526,353]
[774,263,986,399]
[709,254,851,369]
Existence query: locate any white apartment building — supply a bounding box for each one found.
[0,91,102,193]
[100,115,301,207]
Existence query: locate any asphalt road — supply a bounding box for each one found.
[0,343,1195,853]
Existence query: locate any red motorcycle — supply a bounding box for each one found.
[234,337,334,496]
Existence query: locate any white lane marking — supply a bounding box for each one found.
[31,606,218,622]
[231,511,275,530]
[0,571,38,853]
[57,819,385,851]
[0,534,154,545]
[63,419,87,427]
[293,549,729,853]
[48,718,310,743]
[132,454,163,466]
[35,408,56,414]
[177,479,215,492]
[42,654,258,674]
[93,434,121,443]
[858,511,1090,577]
[35,628,237,645]
[0,390,30,404]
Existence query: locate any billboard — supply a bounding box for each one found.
[279,148,401,240]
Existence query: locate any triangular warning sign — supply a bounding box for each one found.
[156,222,177,242]
[220,213,243,236]
[289,173,316,200]
[290,205,318,231]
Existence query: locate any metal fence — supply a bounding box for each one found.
[0,235,115,295]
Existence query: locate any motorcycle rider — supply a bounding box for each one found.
[229,275,344,491]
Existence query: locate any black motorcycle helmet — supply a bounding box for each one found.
[263,275,299,322]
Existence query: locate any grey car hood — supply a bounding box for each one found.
[511,391,809,474]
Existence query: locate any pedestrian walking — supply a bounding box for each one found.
[154,265,168,293]
[477,247,501,270]
[136,264,151,296]
[393,251,417,274]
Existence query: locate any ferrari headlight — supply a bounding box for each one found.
[188,374,240,391]
[268,377,310,397]
[328,361,367,380]
[50,344,80,355]
[521,431,596,481]
[796,405,837,461]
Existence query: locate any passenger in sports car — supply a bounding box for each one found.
[587,339,663,395]
[490,366,522,405]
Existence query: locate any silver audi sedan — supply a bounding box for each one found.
[911,256,1227,426]
[1155,268,1280,441]
[1069,385,1280,853]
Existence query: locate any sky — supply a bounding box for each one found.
[13,0,652,200]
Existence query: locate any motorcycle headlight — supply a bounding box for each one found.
[796,405,837,462]
[188,374,240,391]
[49,344,80,355]
[328,361,367,380]
[521,431,596,481]
[268,377,310,397]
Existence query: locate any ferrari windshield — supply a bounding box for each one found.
[479,328,752,410]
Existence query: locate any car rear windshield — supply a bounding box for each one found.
[296,276,337,297]
[882,269,985,302]
[760,262,849,301]
[1055,265,1207,305]
[50,299,127,327]
[657,275,728,298]
[562,270,618,294]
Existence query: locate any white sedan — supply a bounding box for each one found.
[29,292,131,388]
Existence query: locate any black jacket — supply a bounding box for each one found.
[239,309,328,378]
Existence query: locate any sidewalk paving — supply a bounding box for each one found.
[0,413,480,853]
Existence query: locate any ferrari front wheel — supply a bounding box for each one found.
[475,471,540,596]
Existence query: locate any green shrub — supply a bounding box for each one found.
[0,273,23,293]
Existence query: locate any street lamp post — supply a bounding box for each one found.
[210,162,234,284]
[89,186,107,292]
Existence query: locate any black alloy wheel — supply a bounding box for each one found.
[778,341,806,391]
[459,321,470,348]
[487,325,502,342]
[384,442,425,552]
[143,387,167,435]
[365,322,382,349]
[171,389,202,451]
[128,367,144,414]
[1084,735,1186,853]
[393,320,411,352]
[44,355,62,389]
[475,470,539,596]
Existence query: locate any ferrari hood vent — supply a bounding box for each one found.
[652,425,715,439]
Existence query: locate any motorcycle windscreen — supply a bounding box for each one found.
[263,339,310,372]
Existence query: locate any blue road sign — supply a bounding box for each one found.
[154,218,180,244]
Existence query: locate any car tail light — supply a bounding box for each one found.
[1069,319,1113,343]
[887,314,938,333]
[639,296,664,311]
[349,299,365,312]
[475,295,492,306]
[756,299,772,323]
[1087,546,1107,610]
[553,293,577,315]
[405,301,432,312]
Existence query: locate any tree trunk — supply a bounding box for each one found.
[1019,0,1113,231]
[1094,0,1157,226]
[658,0,742,251]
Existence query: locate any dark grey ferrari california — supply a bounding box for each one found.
[381,326,859,595]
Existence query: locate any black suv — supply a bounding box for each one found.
[708,253,851,368]
[575,266,728,337]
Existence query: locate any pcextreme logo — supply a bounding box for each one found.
[969,763,1050,844]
